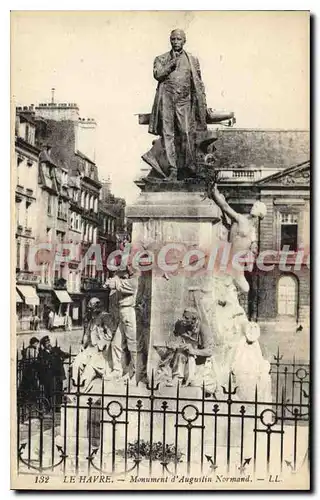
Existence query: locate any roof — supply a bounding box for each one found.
[257,160,310,186]
[68,176,81,189]
[214,129,310,170]
[76,150,96,165]
[18,112,36,125]
[39,149,59,167]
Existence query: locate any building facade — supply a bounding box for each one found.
[15,109,41,331]
[215,129,310,360]
[15,101,126,331]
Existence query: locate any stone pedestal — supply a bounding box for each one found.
[127,188,221,379]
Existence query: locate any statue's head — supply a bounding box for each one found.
[182,307,199,330]
[170,29,186,51]
[250,201,267,220]
[244,321,261,343]
[87,297,101,316]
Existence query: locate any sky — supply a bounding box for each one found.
[11,11,309,204]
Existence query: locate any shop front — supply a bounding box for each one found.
[69,293,85,328]
[16,285,40,332]
[51,289,73,330]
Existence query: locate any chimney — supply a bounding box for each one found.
[35,101,80,122]
[101,176,112,202]
[76,117,97,162]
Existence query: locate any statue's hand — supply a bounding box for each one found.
[105,278,116,290]
[212,183,219,196]
[183,344,196,356]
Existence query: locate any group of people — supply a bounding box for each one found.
[18,335,70,412]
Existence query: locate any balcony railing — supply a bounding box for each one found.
[57,212,68,221]
[16,271,39,284]
[81,277,104,291]
[16,226,33,237]
[218,167,279,183]
[54,277,67,290]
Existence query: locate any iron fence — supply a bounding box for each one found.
[16,345,310,420]
[16,347,310,479]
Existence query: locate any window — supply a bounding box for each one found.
[81,191,85,208]
[58,200,67,220]
[280,213,298,251]
[277,275,298,316]
[25,124,29,142]
[84,161,89,177]
[88,225,93,242]
[25,201,30,228]
[29,126,35,145]
[16,202,20,227]
[24,242,30,271]
[54,264,64,281]
[94,198,98,213]
[70,211,75,229]
[76,215,81,231]
[46,228,52,242]
[47,195,53,216]
[43,164,53,189]
[83,223,88,242]
[16,240,21,269]
[58,200,63,218]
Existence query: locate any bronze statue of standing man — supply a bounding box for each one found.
[148,29,207,180]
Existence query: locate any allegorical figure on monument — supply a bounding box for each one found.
[71,298,117,392]
[147,29,207,180]
[209,183,267,293]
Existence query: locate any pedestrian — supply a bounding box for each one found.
[38,335,70,412]
[47,309,54,330]
[18,337,40,414]
[32,313,40,331]
[21,336,40,359]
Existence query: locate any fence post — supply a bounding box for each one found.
[174,381,180,474]
[124,380,129,473]
[200,382,205,473]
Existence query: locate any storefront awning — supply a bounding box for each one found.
[16,291,23,304]
[53,290,73,303]
[16,285,40,306]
